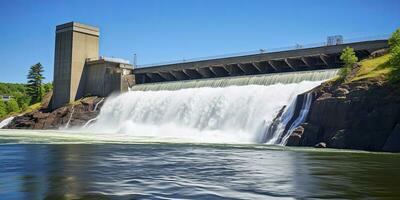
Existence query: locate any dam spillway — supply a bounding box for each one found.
[61,29,386,144]
[131,69,338,91]
[133,39,387,84]
[84,70,338,144]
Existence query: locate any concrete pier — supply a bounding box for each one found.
[52,22,100,109]
[134,40,388,84]
[51,22,134,110]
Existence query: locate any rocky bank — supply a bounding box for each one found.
[287,79,400,152]
[4,95,105,129]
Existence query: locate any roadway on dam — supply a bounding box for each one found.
[133,39,388,84]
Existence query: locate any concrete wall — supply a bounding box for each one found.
[71,30,99,100]
[85,61,134,97]
[52,29,73,109]
[84,63,108,96]
[52,22,99,109]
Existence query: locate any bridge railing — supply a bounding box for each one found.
[86,56,131,64]
[136,34,390,68]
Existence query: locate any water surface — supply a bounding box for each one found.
[0,130,399,199]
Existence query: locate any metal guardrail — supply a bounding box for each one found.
[86,56,131,64]
[136,34,390,68]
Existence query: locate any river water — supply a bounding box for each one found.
[0,129,399,200]
[2,71,399,199]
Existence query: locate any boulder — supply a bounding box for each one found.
[329,130,346,149]
[314,142,327,148]
[370,49,389,58]
[286,126,304,146]
[334,87,349,97]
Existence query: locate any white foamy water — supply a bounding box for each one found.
[0,116,15,129]
[1,70,337,145]
[83,81,322,144]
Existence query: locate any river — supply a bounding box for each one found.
[0,129,399,199]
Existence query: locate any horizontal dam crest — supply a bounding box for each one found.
[133,39,387,85]
[130,69,339,91]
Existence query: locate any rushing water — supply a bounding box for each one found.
[0,129,399,200]
[7,69,386,199]
[0,116,15,129]
[83,70,338,145]
[85,81,320,144]
[131,69,338,91]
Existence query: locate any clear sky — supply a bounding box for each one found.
[0,0,399,83]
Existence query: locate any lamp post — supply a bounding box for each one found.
[133,53,137,68]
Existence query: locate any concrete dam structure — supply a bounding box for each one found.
[48,22,390,145]
[51,22,388,109]
[52,22,134,109]
[134,39,387,84]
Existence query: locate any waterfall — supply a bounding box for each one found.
[83,117,98,128]
[263,92,314,145]
[0,116,15,129]
[92,98,105,112]
[83,70,337,144]
[63,106,75,129]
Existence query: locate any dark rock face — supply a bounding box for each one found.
[382,123,400,152]
[5,97,105,129]
[287,80,400,152]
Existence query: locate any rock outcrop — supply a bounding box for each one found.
[286,79,400,152]
[4,97,105,129]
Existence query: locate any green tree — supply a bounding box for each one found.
[27,63,44,104]
[16,94,30,110]
[389,29,400,66]
[389,29,400,49]
[42,82,53,94]
[0,101,7,117]
[339,47,358,81]
[6,99,20,113]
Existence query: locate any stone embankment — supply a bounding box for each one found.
[4,95,104,129]
[287,79,400,152]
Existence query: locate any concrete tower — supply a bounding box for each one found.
[52,22,99,109]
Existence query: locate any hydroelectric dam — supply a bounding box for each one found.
[50,22,389,145]
[133,38,387,85]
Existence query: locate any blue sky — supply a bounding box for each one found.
[0,0,399,83]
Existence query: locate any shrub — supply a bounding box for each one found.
[339,47,358,80]
[0,101,6,117]
[6,99,20,113]
[389,29,400,67]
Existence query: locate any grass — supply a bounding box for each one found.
[0,102,41,121]
[350,54,394,82]
[24,103,41,113]
[69,96,98,106]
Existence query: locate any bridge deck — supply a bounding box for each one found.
[133,40,388,84]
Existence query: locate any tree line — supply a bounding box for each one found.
[0,63,51,118]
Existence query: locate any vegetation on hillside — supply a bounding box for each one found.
[338,28,400,85]
[339,46,358,81]
[0,63,52,119]
[389,29,400,64]
[388,28,400,85]
[0,83,30,117]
